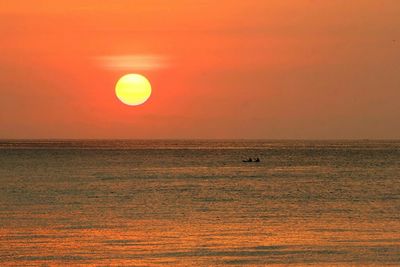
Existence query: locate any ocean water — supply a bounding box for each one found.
[0,140,399,266]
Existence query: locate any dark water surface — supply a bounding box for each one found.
[0,140,399,266]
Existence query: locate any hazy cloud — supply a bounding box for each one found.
[97,54,169,71]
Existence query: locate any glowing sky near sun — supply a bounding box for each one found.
[0,1,399,139]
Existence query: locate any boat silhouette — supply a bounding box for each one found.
[242,158,260,163]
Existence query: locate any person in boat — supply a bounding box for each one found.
[254,158,260,162]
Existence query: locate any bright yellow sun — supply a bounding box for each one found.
[115,74,152,106]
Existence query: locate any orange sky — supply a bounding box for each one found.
[1,1,399,139]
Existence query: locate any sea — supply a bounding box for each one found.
[0,140,399,266]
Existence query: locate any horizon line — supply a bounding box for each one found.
[0,138,399,141]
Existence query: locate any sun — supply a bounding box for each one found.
[115,74,152,106]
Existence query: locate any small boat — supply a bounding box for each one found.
[242,158,260,163]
